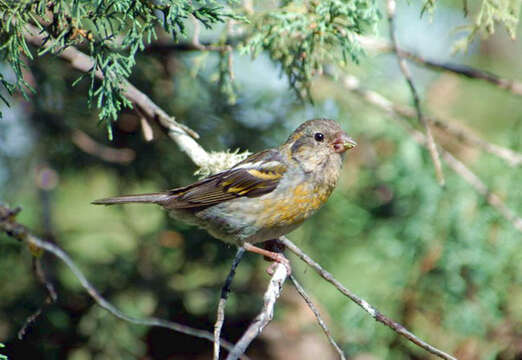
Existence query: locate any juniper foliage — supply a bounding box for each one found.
[0,0,239,138]
[1,0,520,135]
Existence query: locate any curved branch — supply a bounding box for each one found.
[0,204,248,360]
[281,237,458,360]
[71,130,135,164]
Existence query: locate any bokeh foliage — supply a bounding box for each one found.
[1,0,522,359]
[242,0,380,96]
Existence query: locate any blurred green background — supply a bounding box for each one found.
[1,1,521,359]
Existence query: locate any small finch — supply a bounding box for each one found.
[93,119,356,272]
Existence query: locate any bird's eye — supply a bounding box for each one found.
[314,132,324,142]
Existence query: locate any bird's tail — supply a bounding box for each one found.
[92,192,170,205]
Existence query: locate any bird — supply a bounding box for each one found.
[92,119,357,273]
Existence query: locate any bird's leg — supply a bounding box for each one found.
[263,238,286,255]
[242,242,291,275]
[264,239,289,275]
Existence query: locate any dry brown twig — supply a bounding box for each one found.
[387,0,445,186]
[23,24,252,174]
[398,125,522,232]
[17,257,58,339]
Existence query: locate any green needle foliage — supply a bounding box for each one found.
[463,0,522,43]
[423,0,522,51]
[242,0,380,97]
[0,0,239,138]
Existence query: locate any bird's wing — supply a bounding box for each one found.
[165,149,287,209]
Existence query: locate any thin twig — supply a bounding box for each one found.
[339,73,522,167]
[0,204,248,360]
[281,237,458,360]
[71,130,136,164]
[406,54,522,97]
[398,123,522,232]
[426,115,522,167]
[17,257,58,339]
[290,275,346,360]
[387,0,445,186]
[25,24,251,171]
[356,34,522,98]
[214,247,245,360]
[149,30,522,125]
[225,263,289,360]
[339,74,522,232]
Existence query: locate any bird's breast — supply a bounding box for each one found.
[255,181,334,228]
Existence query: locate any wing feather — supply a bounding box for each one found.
[164,149,286,209]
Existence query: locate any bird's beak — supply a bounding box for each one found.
[333,133,357,153]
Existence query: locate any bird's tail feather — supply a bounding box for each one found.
[92,192,170,205]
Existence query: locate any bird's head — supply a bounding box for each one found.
[283,119,356,172]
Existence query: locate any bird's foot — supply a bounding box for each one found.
[265,254,291,276]
[242,242,291,275]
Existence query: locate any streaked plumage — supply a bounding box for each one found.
[93,119,356,263]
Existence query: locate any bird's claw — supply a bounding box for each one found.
[266,254,291,276]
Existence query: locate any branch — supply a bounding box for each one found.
[290,275,346,360]
[387,0,445,186]
[406,54,522,96]
[214,247,245,360]
[71,130,135,164]
[24,24,251,173]
[356,35,522,98]
[22,24,211,168]
[140,30,522,169]
[225,263,289,360]
[280,237,457,360]
[339,74,522,167]
[398,124,522,232]
[0,204,248,360]
[339,74,522,232]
